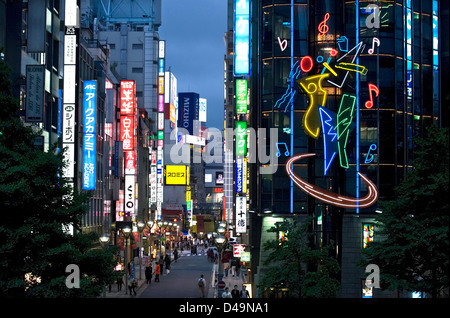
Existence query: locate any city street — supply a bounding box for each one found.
[139,250,214,298]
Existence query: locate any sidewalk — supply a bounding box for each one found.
[103,265,148,298]
[208,265,246,298]
[103,249,187,298]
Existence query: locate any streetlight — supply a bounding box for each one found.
[99,233,110,298]
[122,226,131,295]
[215,233,227,298]
[137,221,145,280]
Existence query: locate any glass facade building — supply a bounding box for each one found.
[230,0,447,297]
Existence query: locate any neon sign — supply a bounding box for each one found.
[234,0,251,75]
[286,153,378,208]
[82,80,97,190]
[297,73,330,139]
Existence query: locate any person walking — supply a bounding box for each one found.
[154,263,160,282]
[240,285,250,298]
[128,275,137,296]
[222,287,232,298]
[231,284,240,298]
[164,253,171,275]
[173,248,178,263]
[145,265,152,284]
[198,274,206,298]
[117,274,124,292]
[159,255,164,275]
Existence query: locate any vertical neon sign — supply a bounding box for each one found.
[82,80,97,190]
[234,0,250,76]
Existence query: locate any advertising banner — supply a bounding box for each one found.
[165,165,188,185]
[234,0,251,75]
[26,65,45,122]
[178,92,199,136]
[236,121,247,156]
[82,80,97,190]
[236,79,248,114]
[236,196,247,233]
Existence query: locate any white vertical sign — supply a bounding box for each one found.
[236,196,247,233]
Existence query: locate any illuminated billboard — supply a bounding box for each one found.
[82,80,97,190]
[236,79,248,114]
[236,121,247,156]
[165,165,188,185]
[178,92,199,136]
[234,0,251,75]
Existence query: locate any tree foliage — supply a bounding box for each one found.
[0,50,120,297]
[258,217,340,298]
[361,125,449,298]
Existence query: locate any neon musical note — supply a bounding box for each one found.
[365,83,379,109]
[276,142,290,157]
[277,37,288,52]
[368,37,380,54]
[330,49,338,56]
[316,55,324,63]
[365,144,377,163]
[318,13,330,35]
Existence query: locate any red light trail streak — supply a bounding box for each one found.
[286,153,379,208]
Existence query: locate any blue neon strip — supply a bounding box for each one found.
[290,0,294,213]
[356,0,360,213]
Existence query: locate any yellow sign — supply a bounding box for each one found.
[165,165,188,185]
[186,190,191,202]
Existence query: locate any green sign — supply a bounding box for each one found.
[158,131,164,139]
[236,121,247,156]
[236,79,248,114]
[241,252,250,262]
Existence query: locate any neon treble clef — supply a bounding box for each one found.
[318,13,330,36]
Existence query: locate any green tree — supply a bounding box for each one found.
[0,50,120,297]
[361,125,449,298]
[258,217,340,298]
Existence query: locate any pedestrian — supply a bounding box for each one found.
[240,285,250,298]
[174,248,178,263]
[117,275,124,291]
[222,287,232,298]
[128,275,137,296]
[145,265,152,284]
[231,284,240,298]
[224,263,230,277]
[198,274,206,298]
[165,253,171,275]
[236,260,241,277]
[154,263,160,282]
[231,258,237,277]
[159,255,164,275]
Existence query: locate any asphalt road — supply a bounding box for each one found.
[139,250,214,298]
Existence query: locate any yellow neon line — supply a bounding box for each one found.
[323,62,338,76]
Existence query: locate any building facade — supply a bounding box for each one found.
[226,0,447,298]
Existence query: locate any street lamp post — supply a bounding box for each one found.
[99,233,110,298]
[215,224,227,298]
[137,221,145,281]
[122,226,131,295]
